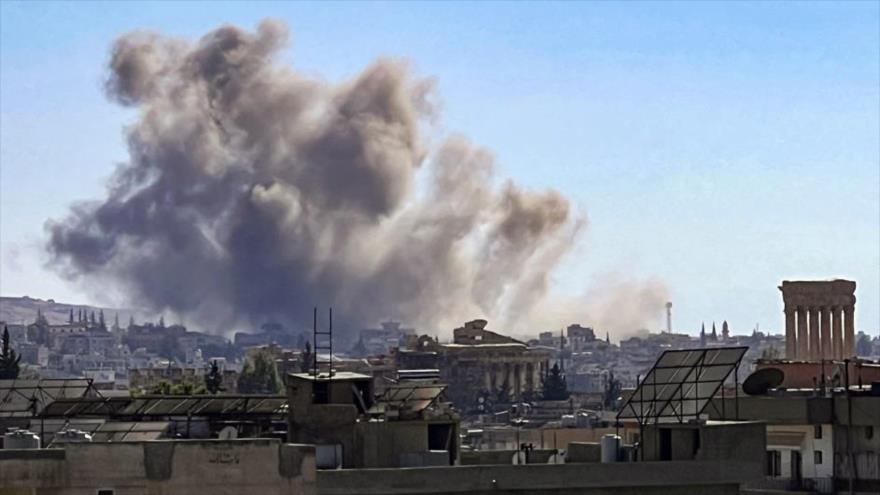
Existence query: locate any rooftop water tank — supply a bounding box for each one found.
[600,434,620,463]
[54,429,93,444]
[4,429,41,449]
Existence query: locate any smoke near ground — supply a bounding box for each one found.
[46,20,666,338]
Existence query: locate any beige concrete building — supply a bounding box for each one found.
[780,279,856,361]
[286,371,460,469]
[0,439,316,495]
[710,390,880,493]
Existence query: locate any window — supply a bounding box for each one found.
[766,450,782,477]
[814,425,823,439]
[867,426,874,440]
[814,450,823,465]
[97,490,114,495]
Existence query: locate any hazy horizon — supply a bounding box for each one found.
[2,1,878,337]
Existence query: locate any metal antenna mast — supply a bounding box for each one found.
[312,307,334,378]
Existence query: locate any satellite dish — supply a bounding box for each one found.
[743,367,785,395]
[218,426,238,440]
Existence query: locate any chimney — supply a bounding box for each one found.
[665,302,673,334]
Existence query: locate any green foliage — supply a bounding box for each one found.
[148,380,207,395]
[0,326,22,380]
[237,349,282,394]
[602,370,621,409]
[541,362,569,401]
[205,360,225,394]
[149,380,173,395]
[300,341,313,373]
[171,382,207,395]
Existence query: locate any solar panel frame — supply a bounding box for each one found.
[373,383,446,415]
[0,378,96,418]
[616,346,747,424]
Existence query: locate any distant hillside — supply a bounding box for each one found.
[0,296,142,327]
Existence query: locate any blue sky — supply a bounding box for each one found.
[1,1,878,335]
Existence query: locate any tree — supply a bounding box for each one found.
[205,360,225,394]
[171,382,206,395]
[237,349,282,394]
[149,380,173,395]
[0,326,22,379]
[855,332,872,357]
[602,370,621,409]
[148,380,206,395]
[300,341,313,373]
[541,362,569,401]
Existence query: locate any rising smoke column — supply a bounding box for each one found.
[46,20,664,337]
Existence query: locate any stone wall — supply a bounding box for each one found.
[317,460,760,495]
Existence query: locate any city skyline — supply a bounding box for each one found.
[1,1,878,335]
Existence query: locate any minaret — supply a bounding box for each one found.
[700,322,707,347]
[722,320,730,341]
[711,322,717,341]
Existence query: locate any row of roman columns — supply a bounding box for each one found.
[784,305,854,360]
[483,361,546,400]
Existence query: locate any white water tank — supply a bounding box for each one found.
[4,429,41,449]
[600,434,620,463]
[54,429,92,444]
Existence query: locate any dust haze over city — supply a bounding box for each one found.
[1,3,879,494]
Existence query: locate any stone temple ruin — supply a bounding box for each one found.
[779,279,856,361]
[396,319,554,412]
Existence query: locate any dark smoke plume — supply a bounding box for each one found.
[46,20,665,337]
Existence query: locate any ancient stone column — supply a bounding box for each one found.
[784,307,797,359]
[808,307,820,360]
[796,307,808,360]
[534,363,542,393]
[843,305,855,358]
[525,363,534,394]
[513,364,522,401]
[507,363,515,401]
[820,306,832,360]
[832,307,843,360]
